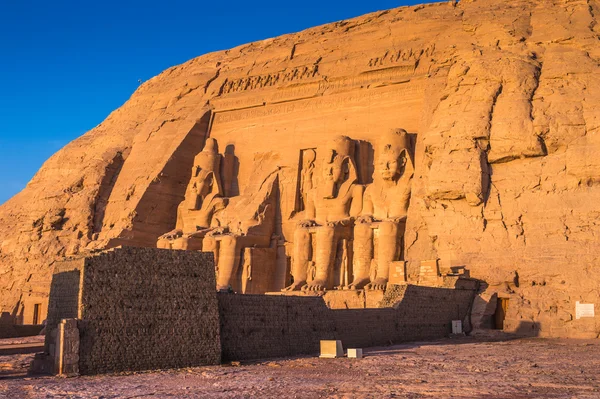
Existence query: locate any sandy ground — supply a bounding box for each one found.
[1,336,599,399]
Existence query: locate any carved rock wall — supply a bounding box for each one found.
[1,0,600,337]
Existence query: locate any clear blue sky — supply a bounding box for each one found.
[0,0,436,205]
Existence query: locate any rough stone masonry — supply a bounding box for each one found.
[45,247,221,374]
[43,247,476,374]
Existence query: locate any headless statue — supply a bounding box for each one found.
[285,136,363,291]
[157,138,227,251]
[349,129,414,290]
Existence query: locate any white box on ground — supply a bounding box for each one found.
[452,320,463,334]
[320,340,344,358]
[347,348,363,359]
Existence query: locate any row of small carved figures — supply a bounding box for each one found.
[220,65,320,94]
[219,45,435,95]
[368,45,436,67]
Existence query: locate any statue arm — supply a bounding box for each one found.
[349,185,365,218]
[174,204,185,231]
[362,188,374,216]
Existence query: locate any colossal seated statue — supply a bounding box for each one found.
[286,135,363,291]
[206,168,279,292]
[157,139,279,292]
[156,138,227,251]
[349,129,414,290]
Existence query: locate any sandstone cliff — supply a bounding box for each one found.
[1,0,599,338]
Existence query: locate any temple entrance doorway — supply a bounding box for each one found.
[494,297,509,330]
[33,303,41,325]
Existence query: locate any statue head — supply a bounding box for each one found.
[377,129,411,182]
[320,135,357,198]
[184,138,223,210]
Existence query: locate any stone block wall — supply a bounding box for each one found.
[218,294,336,361]
[218,283,476,361]
[44,247,221,374]
[45,258,83,354]
[44,246,477,372]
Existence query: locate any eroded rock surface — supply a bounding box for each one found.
[1,0,600,337]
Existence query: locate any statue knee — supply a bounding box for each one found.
[294,228,310,243]
[219,235,237,248]
[318,225,336,241]
[354,223,372,237]
[202,236,217,251]
[156,239,171,249]
[379,221,398,236]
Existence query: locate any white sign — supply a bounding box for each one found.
[576,301,595,319]
[452,320,463,334]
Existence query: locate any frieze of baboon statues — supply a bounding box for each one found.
[158,130,414,293]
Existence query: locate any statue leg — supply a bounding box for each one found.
[367,221,399,290]
[304,225,336,291]
[215,235,242,291]
[170,237,187,250]
[202,235,219,273]
[284,228,310,291]
[348,223,373,290]
[156,238,172,250]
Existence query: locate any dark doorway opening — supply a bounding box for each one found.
[33,303,41,325]
[494,297,509,330]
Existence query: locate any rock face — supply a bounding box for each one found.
[1,0,600,338]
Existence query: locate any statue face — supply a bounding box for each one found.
[193,170,214,198]
[185,169,214,210]
[320,150,348,199]
[322,151,346,183]
[377,150,405,182]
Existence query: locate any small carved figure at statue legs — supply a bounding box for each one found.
[215,234,272,292]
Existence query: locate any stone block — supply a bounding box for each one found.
[419,260,440,286]
[388,261,407,285]
[55,318,79,377]
[452,320,463,334]
[347,348,363,359]
[320,340,344,358]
